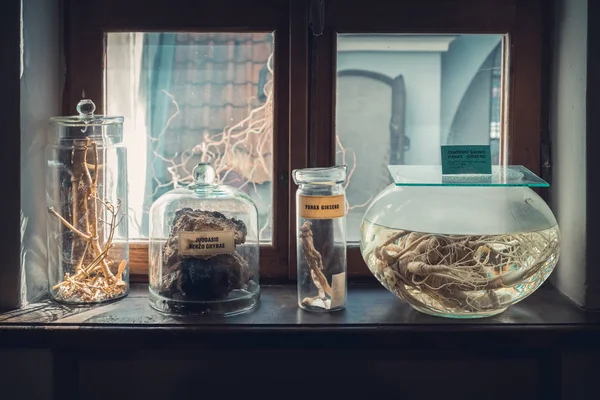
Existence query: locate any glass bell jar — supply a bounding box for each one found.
[149,162,260,316]
[46,99,129,304]
[359,165,560,318]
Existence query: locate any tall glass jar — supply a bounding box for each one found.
[46,99,129,304]
[149,163,260,316]
[292,166,347,312]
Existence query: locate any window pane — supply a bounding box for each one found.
[106,32,275,242]
[336,33,506,242]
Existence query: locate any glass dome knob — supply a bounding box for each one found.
[77,99,96,119]
[192,163,216,185]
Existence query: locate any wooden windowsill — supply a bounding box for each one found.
[1,283,599,350]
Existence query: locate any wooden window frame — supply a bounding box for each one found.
[307,0,545,278]
[63,0,545,282]
[63,0,307,282]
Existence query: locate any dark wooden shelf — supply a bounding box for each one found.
[1,283,600,350]
[2,282,600,400]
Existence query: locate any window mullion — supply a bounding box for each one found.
[305,0,543,279]
[307,6,336,168]
[287,0,311,280]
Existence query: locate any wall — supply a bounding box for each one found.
[0,0,22,310]
[549,0,588,307]
[19,0,62,303]
[587,0,600,308]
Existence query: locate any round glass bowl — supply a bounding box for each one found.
[359,165,560,318]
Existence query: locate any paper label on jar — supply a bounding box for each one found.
[298,195,345,219]
[329,272,346,309]
[178,230,235,256]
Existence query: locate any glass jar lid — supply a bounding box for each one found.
[172,163,254,201]
[292,165,347,185]
[49,99,124,127]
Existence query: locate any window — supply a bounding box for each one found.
[64,0,294,280]
[309,0,543,276]
[106,32,275,242]
[63,0,544,281]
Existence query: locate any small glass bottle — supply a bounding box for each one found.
[149,162,260,316]
[292,166,347,312]
[46,99,129,304]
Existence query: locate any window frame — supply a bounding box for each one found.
[63,0,303,282]
[63,0,545,282]
[305,0,545,278]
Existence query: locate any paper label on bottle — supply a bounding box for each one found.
[298,195,345,219]
[178,230,235,256]
[329,272,346,309]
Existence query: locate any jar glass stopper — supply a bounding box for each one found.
[77,99,96,120]
[192,163,216,186]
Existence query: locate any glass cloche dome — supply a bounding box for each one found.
[148,163,260,316]
[359,165,560,318]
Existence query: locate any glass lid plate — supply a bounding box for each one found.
[388,165,549,187]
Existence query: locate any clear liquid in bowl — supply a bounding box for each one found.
[360,221,560,318]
